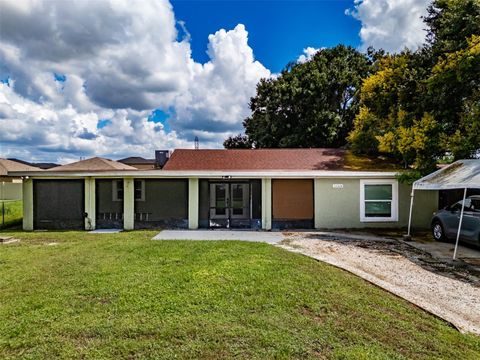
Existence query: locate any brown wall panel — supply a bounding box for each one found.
[272,179,313,220]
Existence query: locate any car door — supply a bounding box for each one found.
[442,201,462,238]
[460,204,477,243]
[463,198,480,243]
[443,198,477,242]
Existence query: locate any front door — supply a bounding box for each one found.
[209,183,250,227]
[230,183,249,219]
[210,183,229,220]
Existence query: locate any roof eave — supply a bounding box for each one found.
[9,170,401,178]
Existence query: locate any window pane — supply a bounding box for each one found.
[117,180,124,200]
[215,185,226,215]
[471,199,480,212]
[134,189,142,200]
[365,184,392,201]
[232,185,243,210]
[134,180,143,200]
[365,201,392,217]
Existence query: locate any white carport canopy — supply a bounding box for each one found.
[407,159,480,260]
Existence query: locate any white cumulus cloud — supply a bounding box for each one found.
[347,0,430,52]
[0,0,270,162]
[297,47,321,63]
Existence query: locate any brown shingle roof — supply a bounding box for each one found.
[47,157,138,172]
[118,157,156,165]
[163,149,348,171]
[0,158,43,176]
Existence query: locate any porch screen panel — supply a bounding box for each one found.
[33,179,85,230]
[96,179,123,229]
[272,179,314,220]
[251,180,262,220]
[135,179,188,228]
[198,179,210,227]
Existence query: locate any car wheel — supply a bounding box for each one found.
[432,221,446,242]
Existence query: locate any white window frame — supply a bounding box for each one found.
[360,179,398,222]
[112,179,145,201]
[112,180,123,202]
[134,179,145,202]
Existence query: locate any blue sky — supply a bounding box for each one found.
[0,0,430,162]
[172,0,360,72]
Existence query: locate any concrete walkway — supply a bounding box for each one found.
[152,230,284,243]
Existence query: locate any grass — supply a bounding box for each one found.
[0,200,22,229]
[0,230,479,359]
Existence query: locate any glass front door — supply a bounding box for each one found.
[209,183,250,226]
[210,183,229,219]
[230,183,249,219]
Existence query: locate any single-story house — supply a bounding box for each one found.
[10,149,438,231]
[1,159,43,200]
[1,158,42,183]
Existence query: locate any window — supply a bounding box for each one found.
[360,179,398,222]
[471,198,480,213]
[112,180,145,201]
[113,180,123,201]
[134,180,145,201]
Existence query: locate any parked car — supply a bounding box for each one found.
[431,195,480,245]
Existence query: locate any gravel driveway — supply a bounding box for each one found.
[278,232,480,335]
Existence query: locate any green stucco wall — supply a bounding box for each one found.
[314,178,437,229]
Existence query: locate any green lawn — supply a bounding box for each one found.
[0,200,22,229]
[0,231,478,359]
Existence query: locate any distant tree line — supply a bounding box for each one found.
[224,0,480,175]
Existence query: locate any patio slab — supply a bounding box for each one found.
[153,230,285,243]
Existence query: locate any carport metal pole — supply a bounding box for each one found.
[453,187,467,260]
[407,188,415,237]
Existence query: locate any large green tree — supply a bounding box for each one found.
[349,0,480,173]
[224,45,371,148]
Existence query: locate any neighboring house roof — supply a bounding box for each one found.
[163,149,401,171]
[0,158,43,176]
[8,158,59,170]
[118,157,156,165]
[46,157,138,172]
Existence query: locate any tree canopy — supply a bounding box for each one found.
[349,0,480,173]
[225,0,480,175]
[224,45,371,149]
